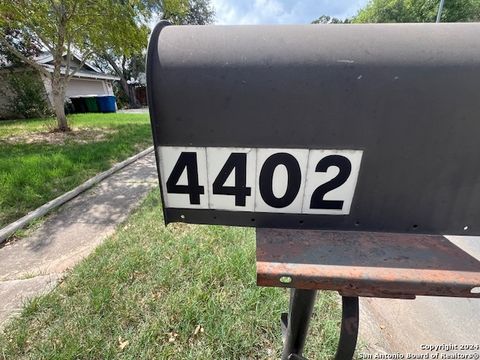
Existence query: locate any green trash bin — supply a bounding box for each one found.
[84,96,99,112]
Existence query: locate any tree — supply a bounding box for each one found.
[0,1,161,131]
[163,0,215,25]
[352,0,480,23]
[95,0,214,109]
[0,29,42,67]
[312,15,350,24]
[99,52,145,109]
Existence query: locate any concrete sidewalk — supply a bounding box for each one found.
[0,152,157,328]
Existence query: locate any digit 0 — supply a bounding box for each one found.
[259,153,301,208]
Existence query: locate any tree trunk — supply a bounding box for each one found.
[51,19,69,132]
[120,75,141,109]
[128,85,141,109]
[51,78,69,131]
[104,55,140,109]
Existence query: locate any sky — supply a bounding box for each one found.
[211,0,370,25]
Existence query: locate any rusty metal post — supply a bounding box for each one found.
[281,289,317,360]
[335,296,359,360]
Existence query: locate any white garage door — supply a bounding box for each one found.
[66,79,107,97]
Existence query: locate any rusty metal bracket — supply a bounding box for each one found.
[256,228,480,359]
[257,229,480,299]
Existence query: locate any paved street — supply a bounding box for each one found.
[359,235,480,355]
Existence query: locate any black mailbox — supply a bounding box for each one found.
[147,22,480,235]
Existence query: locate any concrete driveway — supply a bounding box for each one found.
[117,107,149,114]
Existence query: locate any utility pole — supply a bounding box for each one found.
[436,0,445,22]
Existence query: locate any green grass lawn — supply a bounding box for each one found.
[0,191,343,359]
[0,113,152,228]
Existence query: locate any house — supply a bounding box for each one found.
[0,53,120,119]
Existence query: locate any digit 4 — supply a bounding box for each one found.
[166,152,205,205]
[212,153,251,206]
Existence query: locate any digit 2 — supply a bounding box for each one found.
[310,155,352,210]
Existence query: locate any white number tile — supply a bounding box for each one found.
[255,148,309,213]
[302,149,363,215]
[206,147,257,211]
[158,146,209,209]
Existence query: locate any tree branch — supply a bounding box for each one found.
[65,39,72,82]
[66,50,93,81]
[103,53,124,80]
[35,32,55,53]
[121,55,127,79]
[0,36,51,78]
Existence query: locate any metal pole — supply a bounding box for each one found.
[334,297,360,360]
[436,0,445,23]
[281,289,317,360]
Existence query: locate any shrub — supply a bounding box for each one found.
[1,70,52,119]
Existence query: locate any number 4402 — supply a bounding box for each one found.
[158,147,363,215]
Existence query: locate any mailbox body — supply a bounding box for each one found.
[147,22,480,235]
